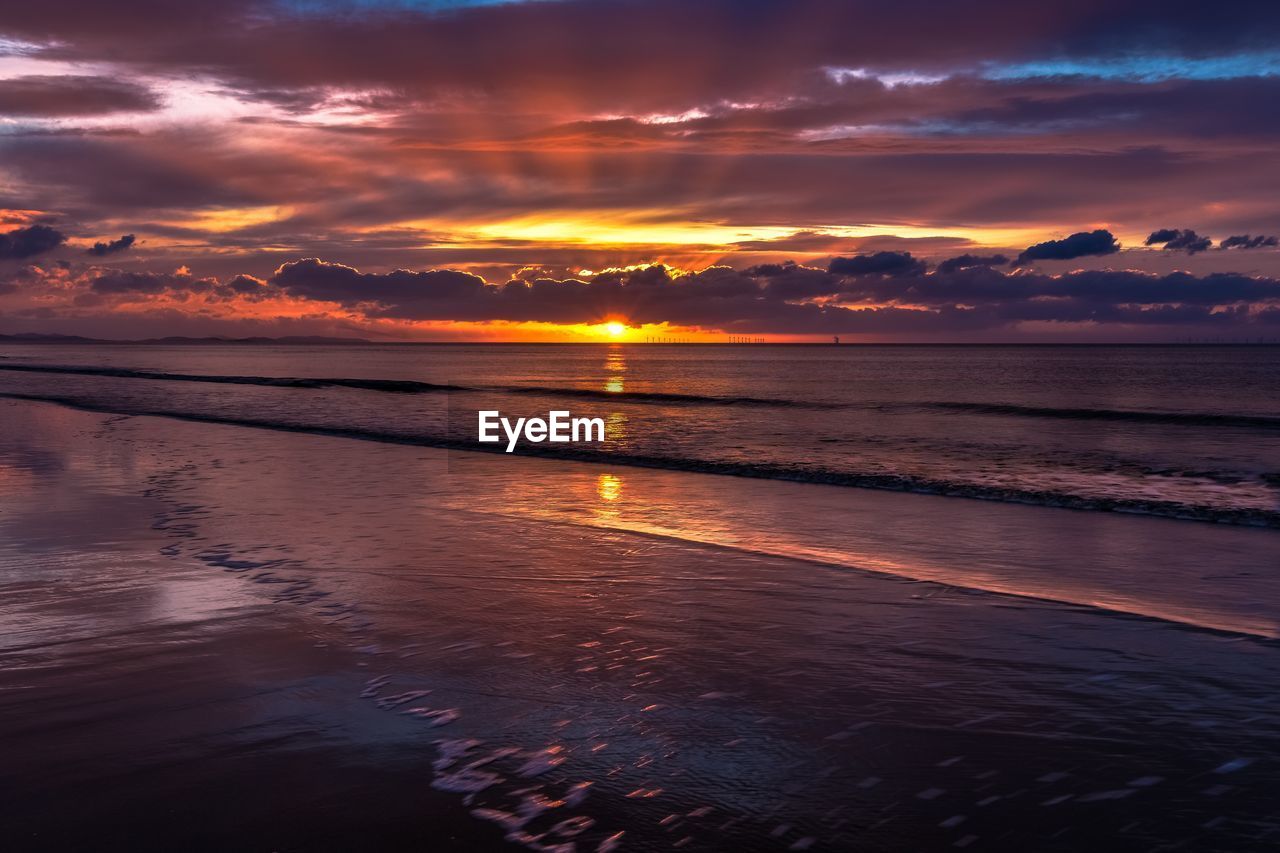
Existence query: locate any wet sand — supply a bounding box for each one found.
[2,398,1279,851]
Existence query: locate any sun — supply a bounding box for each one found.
[604,322,627,338]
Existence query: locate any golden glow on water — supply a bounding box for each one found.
[596,473,623,503]
[604,411,628,445]
[602,346,629,435]
[603,345,627,393]
[452,465,1279,641]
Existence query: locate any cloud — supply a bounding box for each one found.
[6,252,1280,339]
[271,258,489,311]
[927,77,1280,143]
[226,274,267,293]
[0,75,159,117]
[261,257,1280,332]
[9,0,1280,114]
[3,0,1280,326]
[936,253,1009,273]
[0,114,1273,277]
[0,224,66,260]
[90,269,215,294]
[836,266,1280,309]
[1220,234,1278,249]
[827,252,926,277]
[1016,230,1120,265]
[731,231,859,253]
[86,234,135,257]
[1145,228,1213,254]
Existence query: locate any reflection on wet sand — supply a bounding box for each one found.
[595,472,624,524]
[596,473,623,503]
[5,397,1280,852]
[461,453,1280,639]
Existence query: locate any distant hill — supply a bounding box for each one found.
[0,333,373,345]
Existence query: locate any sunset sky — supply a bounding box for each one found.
[2,0,1280,341]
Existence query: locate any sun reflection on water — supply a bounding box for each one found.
[604,411,628,445]
[595,472,625,521]
[602,345,628,441]
[603,346,627,390]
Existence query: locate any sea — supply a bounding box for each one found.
[2,343,1278,525]
[2,343,1279,851]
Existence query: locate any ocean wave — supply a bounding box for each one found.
[0,363,458,394]
[928,401,1280,430]
[4,390,1279,529]
[0,363,829,407]
[498,385,830,407]
[7,364,1278,424]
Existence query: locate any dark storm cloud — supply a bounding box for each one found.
[9,248,1280,337]
[272,258,488,308]
[751,262,854,301]
[0,76,159,117]
[268,257,828,325]
[827,252,926,277]
[90,270,215,294]
[836,266,1280,309]
[0,224,66,260]
[252,255,1280,333]
[1015,230,1119,265]
[226,273,267,293]
[936,254,1010,274]
[1146,229,1182,244]
[1220,234,1278,249]
[86,234,135,256]
[1146,228,1213,254]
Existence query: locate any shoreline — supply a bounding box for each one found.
[5,389,1278,530]
[6,394,1280,637]
[4,397,1280,851]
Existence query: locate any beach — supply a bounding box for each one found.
[3,378,1279,851]
[7,0,1280,848]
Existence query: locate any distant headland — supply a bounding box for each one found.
[0,333,373,346]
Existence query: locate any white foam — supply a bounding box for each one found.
[432,768,503,795]
[518,746,568,777]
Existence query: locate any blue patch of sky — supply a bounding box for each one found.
[801,114,1123,142]
[982,51,1280,82]
[0,37,44,55]
[829,51,1280,89]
